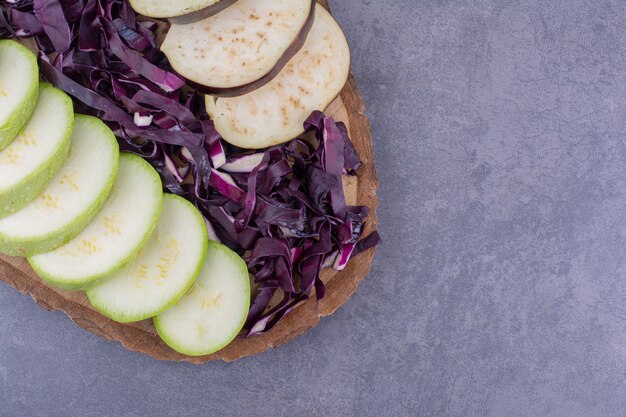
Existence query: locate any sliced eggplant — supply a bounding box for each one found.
[207,5,351,149]
[162,0,315,96]
[129,0,236,22]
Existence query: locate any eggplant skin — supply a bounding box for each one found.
[169,0,316,98]
[129,0,236,21]
[168,0,238,24]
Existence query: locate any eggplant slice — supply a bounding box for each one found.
[207,4,350,149]
[129,0,236,22]
[162,0,315,96]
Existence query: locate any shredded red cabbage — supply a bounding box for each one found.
[0,0,381,336]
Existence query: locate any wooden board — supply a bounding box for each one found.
[0,0,379,363]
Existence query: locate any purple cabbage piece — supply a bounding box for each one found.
[8,9,42,36]
[333,243,356,271]
[353,231,383,257]
[34,0,71,52]
[221,153,265,173]
[0,0,380,336]
[208,169,246,203]
[100,18,184,93]
[0,9,14,38]
[59,0,85,24]
[209,139,226,169]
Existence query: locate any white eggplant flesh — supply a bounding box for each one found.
[129,0,228,19]
[207,5,350,149]
[162,0,314,92]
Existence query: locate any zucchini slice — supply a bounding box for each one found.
[0,84,73,218]
[0,116,119,257]
[162,0,315,96]
[28,153,163,290]
[86,195,208,323]
[155,242,250,356]
[207,5,350,149]
[0,40,39,151]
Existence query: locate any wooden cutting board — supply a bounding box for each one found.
[0,0,379,363]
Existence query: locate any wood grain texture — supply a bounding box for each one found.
[0,0,379,363]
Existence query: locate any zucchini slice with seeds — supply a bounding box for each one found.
[0,116,119,257]
[155,242,250,357]
[0,40,39,151]
[28,153,163,290]
[0,84,73,218]
[87,194,208,323]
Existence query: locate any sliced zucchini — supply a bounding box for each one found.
[155,242,250,356]
[129,0,236,23]
[0,84,73,218]
[162,0,315,96]
[0,116,120,257]
[86,195,208,323]
[28,153,163,290]
[207,5,350,149]
[0,40,39,151]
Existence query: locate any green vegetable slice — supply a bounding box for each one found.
[0,40,39,151]
[28,153,163,290]
[87,194,208,323]
[155,242,251,356]
[0,115,119,257]
[0,83,73,218]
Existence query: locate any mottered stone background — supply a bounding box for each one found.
[3,1,626,416]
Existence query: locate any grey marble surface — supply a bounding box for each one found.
[3,0,626,416]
